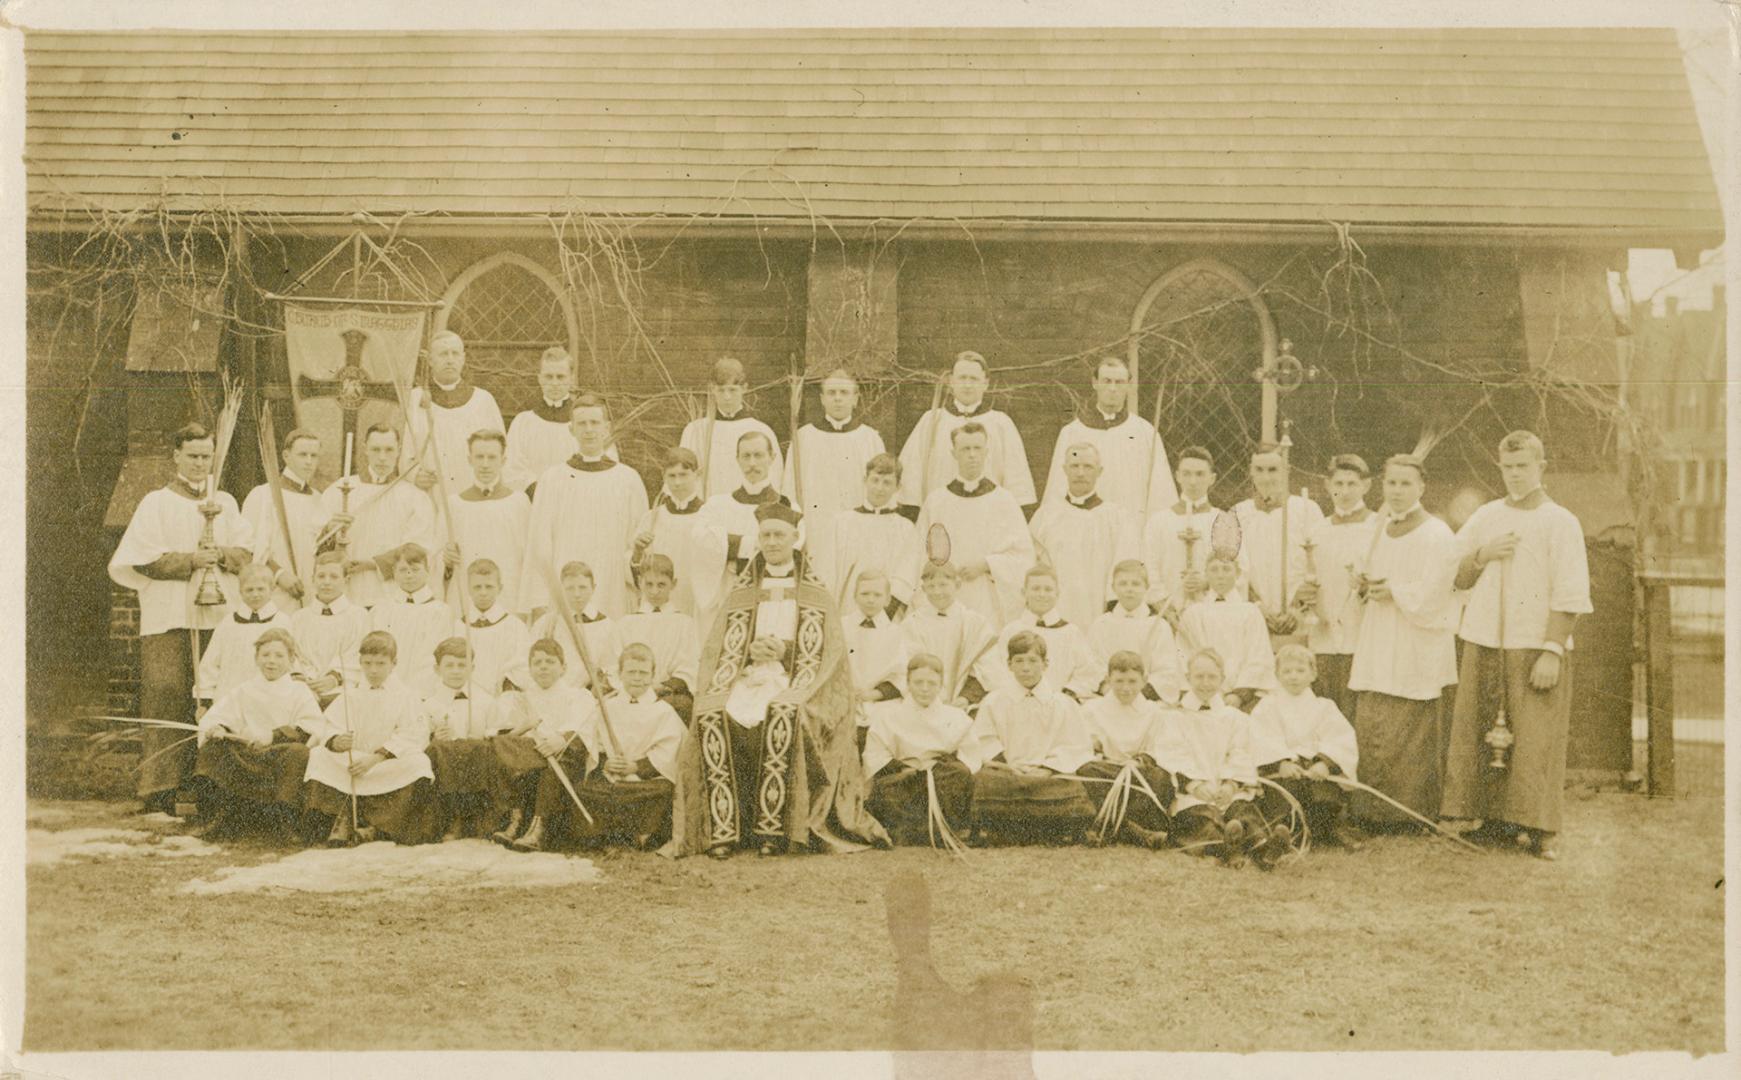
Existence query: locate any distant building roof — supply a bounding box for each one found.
[24,28,1723,240]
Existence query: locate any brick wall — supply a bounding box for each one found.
[108,583,141,716]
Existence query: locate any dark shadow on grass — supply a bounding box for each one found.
[885,868,1037,1079]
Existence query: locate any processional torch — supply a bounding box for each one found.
[1295,522,1320,630]
[193,476,228,609]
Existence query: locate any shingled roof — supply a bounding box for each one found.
[24,28,1722,239]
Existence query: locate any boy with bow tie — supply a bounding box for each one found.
[808,452,918,616]
[452,558,530,693]
[290,551,370,707]
[617,554,700,724]
[197,562,301,709]
[369,543,455,688]
[1177,552,1277,712]
[987,565,1101,701]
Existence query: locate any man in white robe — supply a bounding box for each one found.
[784,368,886,533]
[109,423,255,811]
[694,430,791,604]
[323,422,438,609]
[519,394,651,619]
[504,345,613,494]
[241,426,333,612]
[1040,355,1175,516]
[1142,446,1249,615]
[401,330,506,503]
[807,452,918,617]
[1293,454,1380,718]
[897,350,1035,508]
[911,422,1035,630]
[441,430,531,614]
[1232,443,1325,642]
[1028,443,1137,629]
[1442,431,1591,860]
[1346,456,1459,829]
[679,356,784,500]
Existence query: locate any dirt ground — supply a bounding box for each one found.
[21,790,1725,1053]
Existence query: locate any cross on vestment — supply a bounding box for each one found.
[295,328,402,453]
[759,582,796,603]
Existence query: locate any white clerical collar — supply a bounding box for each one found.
[579,605,605,621]
[1098,410,1122,423]
[578,454,607,465]
[368,468,394,484]
[543,394,570,409]
[176,474,206,492]
[1182,691,1225,710]
[741,478,772,496]
[764,562,796,578]
[399,586,435,604]
[468,606,506,626]
[623,689,656,705]
[1065,491,1098,507]
[1027,609,1065,628]
[825,415,853,430]
[282,468,311,488]
[434,379,462,393]
[1392,502,1424,519]
[475,481,499,497]
[252,603,281,621]
[1114,603,1147,618]
[1181,498,1209,514]
[314,595,350,615]
[639,601,672,615]
[856,610,887,628]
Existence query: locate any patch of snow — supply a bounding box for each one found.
[139,812,184,825]
[28,828,221,866]
[180,838,604,896]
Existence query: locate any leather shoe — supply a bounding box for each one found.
[326,814,356,848]
[510,816,546,852]
[491,809,524,847]
[707,844,733,860]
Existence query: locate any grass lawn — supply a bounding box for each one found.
[22,790,1725,1053]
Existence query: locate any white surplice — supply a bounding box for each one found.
[198,673,323,747]
[1028,492,1137,629]
[453,607,532,693]
[109,483,254,636]
[518,456,650,618]
[368,587,454,686]
[1231,493,1325,615]
[900,602,999,702]
[1246,687,1359,774]
[401,383,506,500]
[1141,500,1250,613]
[911,479,1035,629]
[1453,493,1593,650]
[1348,511,1461,700]
[241,472,331,611]
[808,503,918,610]
[195,604,299,702]
[290,595,370,689]
[862,698,975,776]
[1303,508,1382,656]
[783,417,886,532]
[616,606,702,692]
[305,677,434,796]
[986,610,1102,699]
[443,485,531,615]
[1040,412,1176,516]
[897,403,1035,507]
[320,470,438,609]
[679,411,785,501]
[1177,594,1278,694]
[960,686,1094,773]
[1087,604,1184,703]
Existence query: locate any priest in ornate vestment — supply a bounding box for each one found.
[665,503,888,859]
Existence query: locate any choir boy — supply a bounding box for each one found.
[1232,443,1325,639]
[897,350,1035,508]
[808,452,918,617]
[323,422,437,609]
[1151,649,1285,867]
[196,563,298,709]
[513,643,683,852]
[528,561,622,693]
[192,628,322,841]
[442,430,531,615]
[1027,442,1137,629]
[862,653,976,845]
[420,637,505,840]
[370,543,455,687]
[1141,445,1247,615]
[453,558,531,693]
[959,632,1097,845]
[616,554,700,723]
[1077,651,1174,848]
[1248,645,1362,850]
[696,430,791,581]
[845,571,910,728]
[1293,454,1379,719]
[901,561,998,712]
[1176,552,1276,711]
[679,356,784,499]
[304,631,438,846]
[1088,560,1183,703]
[784,367,887,530]
[988,565,1101,700]
[290,551,370,708]
[630,448,713,617]
[241,426,332,611]
[489,637,595,845]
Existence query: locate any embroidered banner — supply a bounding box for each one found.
[283,304,426,483]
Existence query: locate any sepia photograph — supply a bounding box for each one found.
[3,0,1731,1076]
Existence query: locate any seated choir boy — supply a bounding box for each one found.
[861,652,976,846]
[529,560,621,693]
[488,637,595,846]
[1176,552,1277,712]
[369,542,455,687]
[1247,644,1363,850]
[303,630,439,846]
[290,551,370,707]
[901,561,997,711]
[196,563,298,709]
[1078,650,1175,849]
[454,558,530,692]
[845,570,910,744]
[988,564,1102,700]
[420,637,506,840]
[192,628,322,842]
[510,643,682,853]
[1150,648,1290,868]
[617,553,700,723]
[1088,559,1184,703]
[958,631,1097,845]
